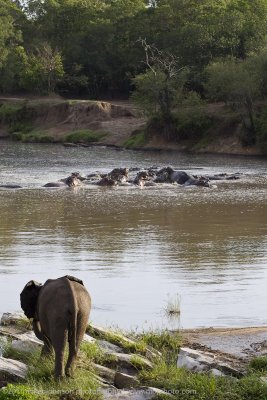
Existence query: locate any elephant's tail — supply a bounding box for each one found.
[69,309,78,354]
[67,279,78,354]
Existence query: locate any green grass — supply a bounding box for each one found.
[87,325,147,355]
[80,342,118,366]
[2,342,101,400]
[130,354,151,370]
[3,327,267,400]
[123,129,147,148]
[0,384,38,400]
[139,330,182,355]
[3,345,40,365]
[0,102,24,123]
[249,356,267,372]
[11,130,56,143]
[138,358,267,400]
[64,130,107,144]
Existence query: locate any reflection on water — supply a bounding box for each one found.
[0,140,267,330]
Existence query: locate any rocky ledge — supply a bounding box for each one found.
[0,313,266,399]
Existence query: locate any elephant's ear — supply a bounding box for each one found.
[20,280,42,319]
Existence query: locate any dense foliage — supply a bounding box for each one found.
[1,0,267,98]
[2,0,267,149]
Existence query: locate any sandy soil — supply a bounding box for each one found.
[181,326,267,361]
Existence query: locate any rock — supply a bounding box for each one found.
[145,346,161,361]
[210,368,226,377]
[177,347,243,377]
[0,313,26,327]
[114,372,140,389]
[106,353,153,373]
[92,363,115,384]
[11,331,43,353]
[0,357,27,381]
[88,324,141,352]
[82,334,96,344]
[98,339,124,354]
[0,337,8,357]
[100,386,173,399]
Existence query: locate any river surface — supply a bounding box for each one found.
[0,140,267,331]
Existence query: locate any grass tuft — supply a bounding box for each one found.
[249,356,267,372]
[87,325,147,355]
[164,294,181,316]
[80,342,118,367]
[64,130,107,144]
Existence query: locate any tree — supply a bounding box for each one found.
[205,58,260,143]
[20,43,64,93]
[0,0,21,68]
[131,40,191,139]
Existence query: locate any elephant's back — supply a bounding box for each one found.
[69,280,91,316]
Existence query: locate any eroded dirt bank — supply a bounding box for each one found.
[0,97,265,156]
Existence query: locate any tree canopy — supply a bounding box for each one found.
[1,0,267,97]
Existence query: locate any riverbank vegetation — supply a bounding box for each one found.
[2,0,267,152]
[2,325,267,400]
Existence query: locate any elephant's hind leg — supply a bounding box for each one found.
[65,328,79,378]
[41,336,53,357]
[51,328,68,379]
[65,313,87,377]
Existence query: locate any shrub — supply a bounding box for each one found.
[64,130,106,144]
[174,110,213,140]
[249,356,267,372]
[255,108,267,152]
[11,131,55,143]
[0,103,23,123]
[124,130,147,148]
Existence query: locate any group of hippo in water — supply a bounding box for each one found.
[41,166,241,189]
[0,166,242,189]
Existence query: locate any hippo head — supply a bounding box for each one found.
[65,175,81,187]
[196,177,210,187]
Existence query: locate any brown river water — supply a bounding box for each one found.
[0,140,267,331]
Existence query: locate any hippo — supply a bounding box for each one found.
[43,174,81,188]
[155,167,210,187]
[108,168,129,183]
[96,177,117,186]
[95,168,129,186]
[132,170,157,187]
[0,184,22,189]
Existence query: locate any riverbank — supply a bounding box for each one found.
[1,313,267,400]
[0,97,266,156]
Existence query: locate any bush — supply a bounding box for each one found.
[64,130,106,144]
[255,108,267,152]
[146,111,212,142]
[124,130,147,148]
[174,110,213,140]
[249,356,267,372]
[0,103,23,123]
[11,131,55,143]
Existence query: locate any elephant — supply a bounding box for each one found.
[20,275,91,379]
